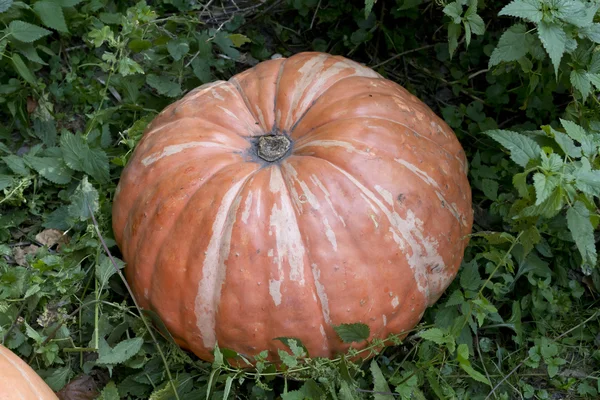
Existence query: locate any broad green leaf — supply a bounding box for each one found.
[560,118,587,142]
[98,381,119,400]
[486,130,541,167]
[448,22,461,58]
[11,54,37,86]
[513,172,530,198]
[364,0,375,18]
[588,73,600,90]
[419,328,447,344]
[68,176,99,220]
[33,1,68,33]
[146,74,182,97]
[554,0,589,27]
[481,178,498,200]
[575,158,600,197]
[567,201,597,268]
[551,128,581,158]
[14,42,47,65]
[167,39,189,61]
[213,31,240,59]
[443,2,463,24]
[60,132,110,183]
[192,58,211,83]
[96,338,144,365]
[278,349,298,368]
[370,360,394,400]
[117,57,143,76]
[521,186,564,218]
[0,0,12,13]
[2,155,29,176]
[499,0,542,23]
[459,362,491,385]
[25,156,72,184]
[465,13,485,36]
[537,22,567,75]
[9,20,52,42]
[228,33,251,48]
[44,367,71,391]
[533,173,559,205]
[540,152,563,172]
[489,24,530,67]
[582,23,600,43]
[333,323,370,343]
[0,174,14,191]
[339,381,358,400]
[460,260,481,291]
[96,255,125,287]
[570,69,591,100]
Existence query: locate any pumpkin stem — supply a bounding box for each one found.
[257,135,291,162]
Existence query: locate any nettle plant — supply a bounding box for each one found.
[486,119,600,274]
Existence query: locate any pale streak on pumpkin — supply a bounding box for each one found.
[311,263,331,324]
[324,162,447,302]
[383,315,387,326]
[375,185,394,206]
[268,167,306,305]
[282,163,320,211]
[255,189,262,218]
[195,177,248,349]
[310,174,346,227]
[391,296,400,308]
[394,158,464,225]
[295,139,370,156]
[0,345,49,399]
[141,142,238,166]
[322,217,337,251]
[241,191,253,224]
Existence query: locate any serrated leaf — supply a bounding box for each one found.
[521,187,564,218]
[513,172,530,198]
[551,129,581,158]
[443,2,463,23]
[44,367,71,391]
[146,74,182,97]
[554,0,589,27]
[25,156,72,184]
[489,24,530,67]
[370,360,394,400]
[533,173,559,205]
[460,260,481,291]
[192,57,211,83]
[0,0,12,13]
[227,33,251,48]
[537,21,567,75]
[34,1,68,33]
[567,201,597,269]
[68,176,99,221]
[465,13,485,36]
[588,73,600,90]
[571,69,591,100]
[448,22,461,58]
[445,290,465,306]
[481,178,498,200]
[33,118,57,146]
[96,255,125,287]
[459,362,491,385]
[582,23,600,43]
[560,119,586,142]
[60,132,110,183]
[486,130,541,167]
[11,54,37,86]
[9,20,52,42]
[97,338,144,365]
[99,381,119,400]
[167,39,189,61]
[499,0,542,23]
[2,155,29,176]
[14,42,47,65]
[333,323,370,343]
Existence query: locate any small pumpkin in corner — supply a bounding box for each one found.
[112,52,473,362]
[0,344,58,399]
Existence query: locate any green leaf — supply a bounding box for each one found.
[167,39,189,61]
[117,57,144,76]
[419,328,446,344]
[25,156,72,184]
[533,173,559,205]
[33,1,68,33]
[227,33,251,48]
[571,69,591,100]
[192,57,212,83]
[278,349,298,368]
[96,255,125,287]
[9,20,52,42]
[521,186,564,218]
[60,132,110,183]
[448,22,461,58]
[370,360,394,400]
[333,323,370,343]
[465,13,485,37]
[489,24,530,67]
[98,381,120,400]
[364,0,375,18]
[460,260,482,291]
[0,0,13,13]
[68,176,99,221]
[582,23,600,43]
[44,367,71,391]
[11,54,37,86]
[513,172,530,198]
[486,130,541,167]
[537,22,567,75]
[146,74,182,97]
[481,178,498,200]
[2,155,29,176]
[499,0,542,23]
[560,119,587,142]
[459,362,491,385]
[14,42,47,65]
[443,2,463,23]
[567,201,597,269]
[97,337,144,365]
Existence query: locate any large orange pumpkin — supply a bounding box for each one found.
[0,344,58,399]
[112,52,473,361]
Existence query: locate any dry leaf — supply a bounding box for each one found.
[13,245,39,266]
[56,374,99,400]
[35,229,68,248]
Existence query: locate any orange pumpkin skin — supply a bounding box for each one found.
[112,52,473,361]
[0,344,58,399]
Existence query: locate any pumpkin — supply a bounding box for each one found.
[0,344,58,399]
[112,52,473,361]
